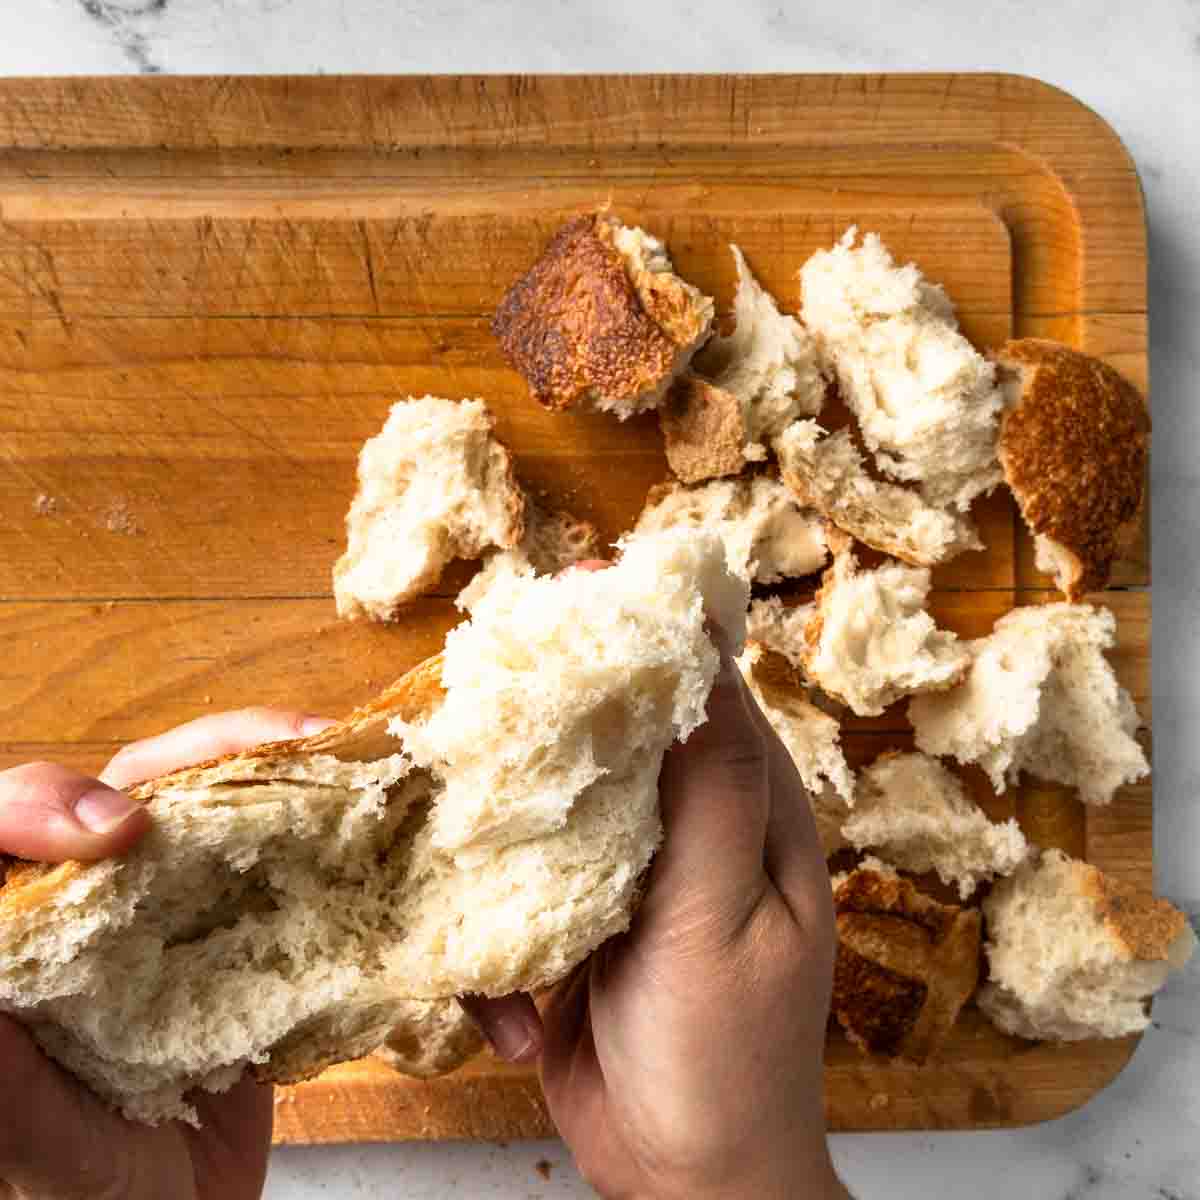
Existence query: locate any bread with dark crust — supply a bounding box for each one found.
[492,212,712,416]
[995,339,1149,599]
[831,861,981,1062]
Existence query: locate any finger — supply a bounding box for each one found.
[651,644,770,931]
[458,992,544,1063]
[0,763,149,861]
[187,1074,274,1200]
[101,707,335,789]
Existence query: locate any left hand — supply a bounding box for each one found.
[0,707,331,1200]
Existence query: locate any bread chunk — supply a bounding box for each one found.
[373,998,484,1078]
[663,245,826,479]
[633,475,828,584]
[739,645,854,856]
[492,212,713,418]
[334,396,525,620]
[801,543,969,717]
[800,228,1002,511]
[0,531,744,1126]
[831,859,981,1061]
[979,850,1195,1041]
[909,602,1149,805]
[774,420,981,566]
[995,338,1149,600]
[843,752,1029,899]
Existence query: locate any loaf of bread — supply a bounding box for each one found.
[909,602,1149,805]
[774,420,982,566]
[0,530,745,1126]
[843,752,1029,898]
[800,229,1003,512]
[633,475,828,584]
[979,851,1195,1041]
[663,245,826,480]
[334,396,525,620]
[995,339,1149,600]
[800,541,970,717]
[830,858,981,1061]
[492,212,714,418]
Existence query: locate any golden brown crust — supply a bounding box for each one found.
[996,339,1149,600]
[491,213,684,412]
[659,374,748,483]
[832,866,982,1062]
[1079,862,1190,961]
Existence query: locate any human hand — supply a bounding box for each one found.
[465,614,850,1199]
[0,707,330,1200]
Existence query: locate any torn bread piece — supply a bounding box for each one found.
[800,228,1003,511]
[457,498,602,613]
[995,339,1149,600]
[843,752,1030,899]
[831,858,982,1062]
[746,596,813,671]
[633,475,828,584]
[334,396,525,621]
[662,245,826,479]
[800,543,969,717]
[909,602,1149,806]
[979,850,1195,1041]
[0,531,744,1126]
[492,212,714,418]
[374,998,484,1078]
[739,645,854,856]
[774,420,981,567]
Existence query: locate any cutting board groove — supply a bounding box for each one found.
[0,74,1149,1137]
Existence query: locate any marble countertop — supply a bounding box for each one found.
[6,2,1197,1197]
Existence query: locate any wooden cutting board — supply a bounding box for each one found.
[0,74,1149,1137]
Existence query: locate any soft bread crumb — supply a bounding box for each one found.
[633,476,827,584]
[373,998,483,1077]
[801,544,969,717]
[843,752,1030,898]
[334,396,525,621]
[800,228,1003,511]
[909,602,1149,805]
[745,596,813,671]
[979,850,1195,1040]
[774,420,981,566]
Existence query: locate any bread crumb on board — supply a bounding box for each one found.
[870,1092,891,1110]
[33,493,58,516]
[103,502,142,536]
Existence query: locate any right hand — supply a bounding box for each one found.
[467,635,852,1199]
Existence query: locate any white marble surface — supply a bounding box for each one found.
[5,2,1198,1196]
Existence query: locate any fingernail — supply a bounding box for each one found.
[484,1011,540,1063]
[300,716,337,736]
[74,786,142,834]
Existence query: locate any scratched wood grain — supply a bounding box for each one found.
[0,75,1150,1137]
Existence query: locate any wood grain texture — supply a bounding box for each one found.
[0,74,1150,1137]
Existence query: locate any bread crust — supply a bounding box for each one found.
[1079,861,1190,961]
[659,374,748,483]
[491,212,700,412]
[832,866,981,1062]
[996,339,1149,599]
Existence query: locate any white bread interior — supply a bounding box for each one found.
[0,530,744,1126]
[979,850,1195,1041]
[334,396,524,620]
[692,243,826,459]
[799,228,1002,512]
[774,419,981,566]
[633,475,828,584]
[909,602,1149,805]
[373,998,484,1079]
[803,545,970,717]
[843,752,1029,898]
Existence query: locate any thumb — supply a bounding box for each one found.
[0,762,149,862]
[648,642,770,935]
